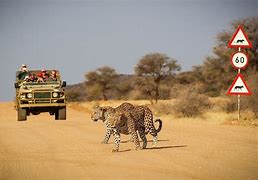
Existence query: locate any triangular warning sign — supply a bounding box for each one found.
[227,73,251,95]
[228,25,252,48]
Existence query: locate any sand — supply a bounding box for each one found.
[0,102,258,180]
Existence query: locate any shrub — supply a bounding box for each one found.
[150,101,175,115]
[66,83,86,102]
[223,97,238,113]
[173,87,211,117]
[66,91,81,102]
[221,73,258,119]
[170,84,185,99]
[241,73,258,118]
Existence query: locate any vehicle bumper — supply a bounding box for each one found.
[19,103,66,108]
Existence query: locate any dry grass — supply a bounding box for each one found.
[68,98,258,127]
[68,100,152,114]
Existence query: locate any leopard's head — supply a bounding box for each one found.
[91,106,108,122]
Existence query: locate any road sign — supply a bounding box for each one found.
[227,73,251,95]
[228,25,252,48]
[231,52,248,69]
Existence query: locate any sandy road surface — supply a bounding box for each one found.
[0,102,258,180]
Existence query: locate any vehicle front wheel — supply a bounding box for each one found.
[55,107,66,120]
[18,108,27,121]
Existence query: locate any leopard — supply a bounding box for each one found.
[132,105,162,147]
[108,105,162,151]
[91,102,134,144]
[105,109,142,152]
[91,103,162,152]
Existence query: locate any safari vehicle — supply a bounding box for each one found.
[14,70,66,121]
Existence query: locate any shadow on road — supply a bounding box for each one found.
[121,139,170,144]
[117,145,187,153]
[145,145,188,150]
[116,149,132,153]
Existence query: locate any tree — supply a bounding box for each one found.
[85,66,118,101]
[133,76,156,103]
[66,83,86,102]
[218,16,258,71]
[135,53,181,103]
[199,15,258,96]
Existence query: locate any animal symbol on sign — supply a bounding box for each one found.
[234,85,244,91]
[236,39,245,43]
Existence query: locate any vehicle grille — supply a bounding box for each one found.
[35,99,51,104]
[34,92,51,99]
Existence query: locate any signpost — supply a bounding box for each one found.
[227,25,252,121]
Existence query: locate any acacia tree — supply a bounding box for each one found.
[85,66,118,101]
[135,53,181,103]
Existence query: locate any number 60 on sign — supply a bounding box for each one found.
[231,52,248,69]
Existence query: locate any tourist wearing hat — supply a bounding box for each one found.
[17,64,29,80]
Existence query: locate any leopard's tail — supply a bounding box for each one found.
[154,119,162,133]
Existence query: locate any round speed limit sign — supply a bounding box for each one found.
[231,52,248,69]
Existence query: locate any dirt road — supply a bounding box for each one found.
[0,102,257,180]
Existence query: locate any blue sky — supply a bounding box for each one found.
[0,0,257,101]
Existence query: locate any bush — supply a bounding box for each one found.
[150,101,175,115]
[66,91,81,102]
[170,83,206,99]
[223,97,238,113]
[170,84,185,99]
[241,73,258,118]
[66,83,86,102]
[173,87,211,117]
[220,73,258,119]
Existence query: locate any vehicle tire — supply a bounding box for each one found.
[18,108,27,121]
[55,107,66,120]
[55,111,58,120]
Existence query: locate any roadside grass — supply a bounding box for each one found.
[68,98,258,127]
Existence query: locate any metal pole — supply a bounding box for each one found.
[237,94,240,121]
[237,47,241,121]
[237,68,241,121]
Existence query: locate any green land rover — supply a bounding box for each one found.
[14,70,66,121]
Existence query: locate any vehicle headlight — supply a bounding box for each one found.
[27,93,33,99]
[52,92,59,98]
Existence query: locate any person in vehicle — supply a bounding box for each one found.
[49,70,58,81]
[17,64,29,80]
[24,73,37,82]
[37,69,49,82]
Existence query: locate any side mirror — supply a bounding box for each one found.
[62,81,66,87]
[14,82,19,88]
